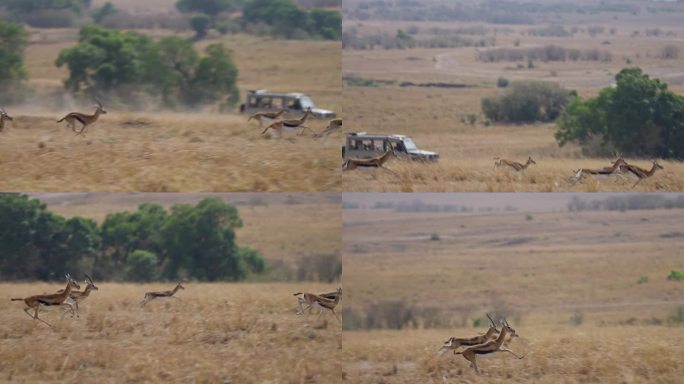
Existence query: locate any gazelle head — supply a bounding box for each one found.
[0,107,13,121]
[652,159,664,170]
[94,98,107,114]
[84,274,99,291]
[500,317,519,338]
[613,156,628,168]
[526,157,537,166]
[177,282,185,290]
[442,337,458,349]
[66,273,81,290]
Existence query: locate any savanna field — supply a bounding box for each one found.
[0,0,342,192]
[1,283,342,383]
[341,196,684,383]
[341,0,684,192]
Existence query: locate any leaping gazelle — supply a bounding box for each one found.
[570,156,628,184]
[248,108,288,127]
[494,156,536,171]
[139,282,184,307]
[10,274,80,327]
[454,317,525,374]
[293,289,341,315]
[313,118,342,138]
[0,107,13,132]
[342,150,396,173]
[623,159,664,188]
[56,98,107,136]
[262,109,313,136]
[294,287,342,322]
[440,314,500,354]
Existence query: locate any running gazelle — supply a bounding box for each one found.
[10,274,80,327]
[454,317,525,374]
[139,282,185,307]
[293,287,342,321]
[440,314,500,353]
[57,98,107,136]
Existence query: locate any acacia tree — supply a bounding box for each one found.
[556,67,684,158]
[56,25,240,109]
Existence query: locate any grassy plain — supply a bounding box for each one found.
[342,199,684,382]
[342,1,684,191]
[1,283,342,383]
[0,1,341,192]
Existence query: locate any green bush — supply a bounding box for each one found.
[190,14,212,39]
[496,77,509,88]
[556,67,684,159]
[55,25,240,109]
[667,270,684,281]
[125,250,159,282]
[430,233,441,241]
[637,275,649,284]
[0,22,31,104]
[482,80,574,123]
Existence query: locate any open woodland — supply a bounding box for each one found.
[342,193,684,383]
[1,193,342,382]
[342,0,684,192]
[0,1,342,192]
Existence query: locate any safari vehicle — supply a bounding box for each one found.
[239,90,336,119]
[342,132,439,162]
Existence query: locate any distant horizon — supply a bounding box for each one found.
[343,192,684,213]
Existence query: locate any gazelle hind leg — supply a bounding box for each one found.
[500,347,525,359]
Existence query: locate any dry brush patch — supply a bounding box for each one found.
[343,326,684,383]
[0,112,341,192]
[1,283,342,383]
[341,87,684,192]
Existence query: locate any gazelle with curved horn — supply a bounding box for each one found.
[62,274,99,317]
[623,159,664,188]
[56,97,107,136]
[262,109,313,136]
[139,282,185,307]
[10,274,80,327]
[570,156,628,184]
[342,149,396,172]
[440,314,500,354]
[494,156,536,171]
[454,317,525,374]
[295,287,342,322]
[313,118,342,138]
[248,108,288,127]
[0,107,13,132]
[293,289,341,315]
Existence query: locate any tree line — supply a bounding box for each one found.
[0,194,265,282]
[0,0,341,41]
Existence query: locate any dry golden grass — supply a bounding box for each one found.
[342,204,684,382]
[1,283,342,383]
[342,15,684,192]
[343,326,684,383]
[2,29,341,192]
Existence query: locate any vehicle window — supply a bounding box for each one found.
[258,97,272,108]
[362,140,373,150]
[349,139,360,150]
[299,96,315,110]
[402,138,418,151]
[248,96,258,107]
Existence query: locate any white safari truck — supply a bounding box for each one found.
[342,132,439,163]
[239,90,336,119]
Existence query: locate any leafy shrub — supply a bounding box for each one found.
[482,80,574,123]
[637,275,649,284]
[430,233,441,241]
[125,250,159,282]
[669,306,684,323]
[0,22,31,104]
[190,14,211,39]
[497,77,509,88]
[667,270,684,281]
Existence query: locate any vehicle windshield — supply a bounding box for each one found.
[402,138,418,151]
[299,96,315,109]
